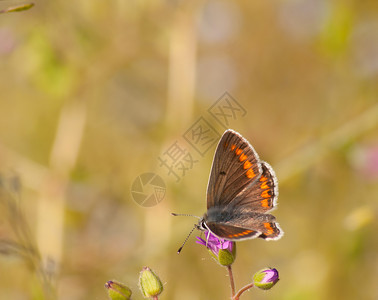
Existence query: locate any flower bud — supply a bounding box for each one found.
[218,242,236,266]
[105,280,132,300]
[253,268,279,290]
[139,266,163,298]
[196,231,236,266]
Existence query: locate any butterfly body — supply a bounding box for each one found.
[199,129,283,241]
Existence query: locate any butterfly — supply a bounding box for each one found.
[196,129,283,241]
[174,129,283,252]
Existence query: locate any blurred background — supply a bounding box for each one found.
[0,0,378,299]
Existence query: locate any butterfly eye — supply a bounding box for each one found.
[199,219,207,231]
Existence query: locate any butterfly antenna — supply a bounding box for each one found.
[171,213,201,219]
[176,224,197,254]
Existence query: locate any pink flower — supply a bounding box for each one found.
[253,268,279,290]
[196,230,234,256]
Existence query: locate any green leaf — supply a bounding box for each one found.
[0,3,34,14]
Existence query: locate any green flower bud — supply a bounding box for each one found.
[139,266,163,298]
[253,268,279,290]
[197,231,236,266]
[218,244,236,266]
[105,280,132,300]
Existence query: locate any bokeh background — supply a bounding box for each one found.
[0,0,378,299]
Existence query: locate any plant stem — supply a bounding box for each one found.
[227,265,235,298]
[233,283,254,300]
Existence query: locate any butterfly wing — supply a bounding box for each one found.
[206,129,262,209]
[206,210,283,241]
[205,130,283,241]
[206,222,282,241]
[229,161,279,213]
[205,223,260,240]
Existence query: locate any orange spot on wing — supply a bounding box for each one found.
[235,148,242,155]
[264,223,274,235]
[231,144,236,151]
[246,169,255,178]
[243,160,252,169]
[239,153,247,162]
[224,142,229,149]
[261,199,270,208]
[231,230,252,238]
[261,190,271,198]
[260,176,269,189]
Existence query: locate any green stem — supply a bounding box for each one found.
[227,265,235,298]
